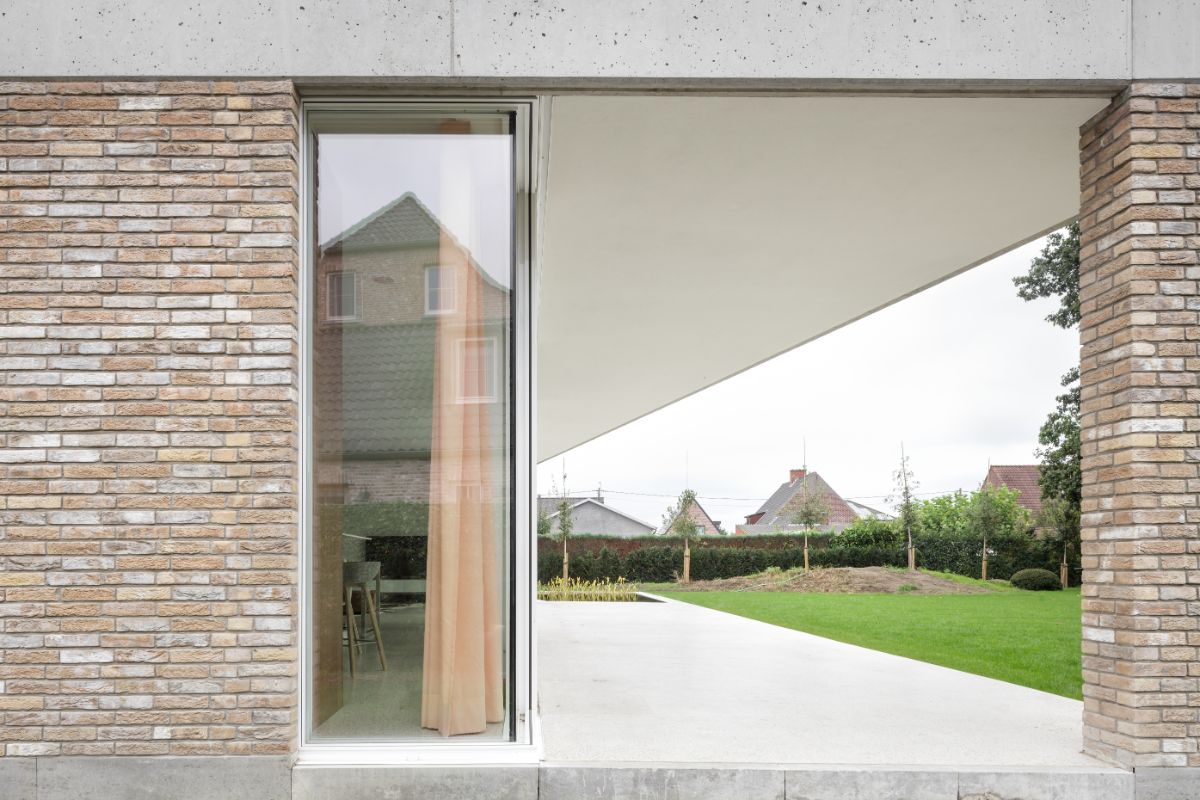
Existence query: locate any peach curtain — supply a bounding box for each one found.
[421,237,503,736]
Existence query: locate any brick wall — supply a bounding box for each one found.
[1078,82,1200,768]
[0,81,299,756]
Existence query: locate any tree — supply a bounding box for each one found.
[663,489,700,583]
[1037,368,1081,513]
[555,496,574,580]
[537,509,551,538]
[890,446,919,570]
[790,480,830,572]
[1014,224,1082,573]
[967,485,1029,581]
[1039,496,1079,588]
[1013,223,1080,330]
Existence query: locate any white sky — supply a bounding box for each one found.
[536,236,1077,530]
[317,133,513,285]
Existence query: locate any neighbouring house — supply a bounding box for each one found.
[657,495,724,536]
[981,464,1045,524]
[316,192,510,512]
[981,464,1044,518]
[737,469,890,535]
[537,494,657,538]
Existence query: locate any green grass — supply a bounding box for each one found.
[660,588,1082,699]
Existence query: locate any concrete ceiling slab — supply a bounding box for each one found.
[536,95,1107,460]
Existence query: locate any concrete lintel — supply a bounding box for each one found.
[33,756,291,800]
[0,0,1141,82]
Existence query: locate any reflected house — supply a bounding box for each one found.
[311,189,511,737]
[315,192,510,516]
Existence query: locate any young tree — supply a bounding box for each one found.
[537,509,551,538]
[1039,496,1079,589]
[967,486,1007,581]
[555,496,574,580]
[1014,224,1082,570]
[890,446,919,570]
[663,489,701,583]
[790,480,830,573]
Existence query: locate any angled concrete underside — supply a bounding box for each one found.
[536,94,1105,457]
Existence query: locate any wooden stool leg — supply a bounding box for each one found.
[364,585,387,671]
[344,585,358,677]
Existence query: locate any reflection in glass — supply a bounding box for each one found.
[310,116,512,741]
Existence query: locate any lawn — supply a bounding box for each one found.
[658,587,1082,699]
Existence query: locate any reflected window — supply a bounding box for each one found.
[326,271,359,321]
[457,337,498,404]
[425,265,457,315]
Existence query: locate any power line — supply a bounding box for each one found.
[580,486,966,503]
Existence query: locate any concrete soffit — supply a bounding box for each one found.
[534,93,1109,460]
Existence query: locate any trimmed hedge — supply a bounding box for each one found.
[537,533,1059,584]
[1011,568,1062,591]
[332,501,1065,588]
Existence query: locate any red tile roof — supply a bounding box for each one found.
[983,464,1044,517]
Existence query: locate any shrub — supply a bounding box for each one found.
[537,550,561,583]
[1010,568,1062,591]
[538,577,638,602]
[834,517,903,548]
[623,546,682,582]
[594,546,622,580]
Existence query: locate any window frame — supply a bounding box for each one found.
[325,269,360,322]
[424,264,458,316]
[298,98,538,766]
[456,336,500,404]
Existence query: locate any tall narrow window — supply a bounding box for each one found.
[307,108,520,744]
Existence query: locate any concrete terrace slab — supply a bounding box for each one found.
[537,597,1102,768]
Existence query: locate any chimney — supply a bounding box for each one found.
[790,468,807,483]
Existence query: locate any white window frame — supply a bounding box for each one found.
[456,336,499,404]
[298,98,539,766]
[424,264,457,315]
[325,270,360,321]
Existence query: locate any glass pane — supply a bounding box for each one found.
[310,114,513,742]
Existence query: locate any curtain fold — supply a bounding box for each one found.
[421,235,503,736]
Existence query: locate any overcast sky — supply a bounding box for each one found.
[318,132,512,285]
[536,236,1077,530]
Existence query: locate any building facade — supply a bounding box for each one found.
[0,2,1198,799]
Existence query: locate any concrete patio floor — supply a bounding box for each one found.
[536,596,1104,768]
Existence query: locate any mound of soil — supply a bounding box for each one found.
[666,566,993,595]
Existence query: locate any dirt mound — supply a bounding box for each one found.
[667,566,994,595]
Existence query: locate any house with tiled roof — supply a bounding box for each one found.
[981,464,1045,520]
[736,469,889,535]
[657,495,724,536]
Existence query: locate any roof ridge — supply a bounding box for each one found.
[320,191,420,252]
